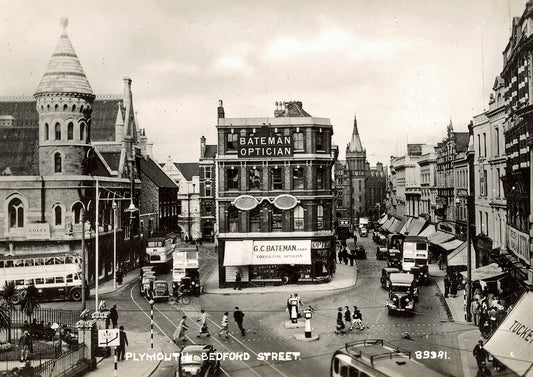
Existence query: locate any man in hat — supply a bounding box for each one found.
[110,304,118,328]
[473,340,488,372]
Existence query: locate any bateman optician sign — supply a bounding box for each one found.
[251,240,311,265]
[238,126,292,158]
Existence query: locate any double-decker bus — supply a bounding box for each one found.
[402,236,429,284]
[331,339,447,377]
[145,236,175,272]
[0,255,87,303]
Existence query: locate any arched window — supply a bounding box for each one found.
[72,104,76,112]
[63,104,68,111]
[317,204,324,230]
[228,206,239,232]
[80,123,85,141]
[72,202,84,224]
[55,123,61,140]
[8,198,24,228]
[44,123,49,141]
[293,205,304,230]
[53,205,62,226]
[249,207,261,232]
[55,104,59,112]
[54,152,62,173]
[67,122,74,140]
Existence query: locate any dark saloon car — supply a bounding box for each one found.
[354,246,366,259]
[177,344,221,377]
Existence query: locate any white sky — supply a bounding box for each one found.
[0,0,525,165]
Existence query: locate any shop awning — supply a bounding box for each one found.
[381,218,394,231]
[378,214,388,225]
[461,263,505,281]
[418,224,436,238]
[390,219,405,233]
[427,231,455,245]
[405,218,427,236]
[439,239,464,251]
[399,218,412,235]
[446,242,476,267]
[485,292,533,377]
[223,240,253,266]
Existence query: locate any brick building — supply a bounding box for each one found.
[215,101,336,287]
[0,21,143,286]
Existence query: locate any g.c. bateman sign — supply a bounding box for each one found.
[238,126,292,158]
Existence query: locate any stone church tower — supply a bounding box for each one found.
[35,19,95,176]
[345,115,367,222]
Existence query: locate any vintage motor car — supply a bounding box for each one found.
[410,265,429,286]
[149,280,170,302]
[139,274,155,297]
[387,248,402,269]
[380,267,400,289]
[376,246,388,260]
[387,273,418,314]
[176,344,221,377]
[354,246,366,259]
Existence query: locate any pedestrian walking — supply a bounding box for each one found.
[109,304,118,328]
[443,274,450,298]
[218,312,230,338]
[173,316,189,344]
[471,298,480,326]
[117,326,128,361]
[344,306,352,329]
[18,331,33,362]
[197,309,210,337]
[349,249,355,266]
[335,307,345,334]
[234,270,242,290]
[356,309,365,330]
[52,331,62,357]
[473,340,488,373]
[294,293,304,318]
[450,275,458,297]
[233,307,246,336]
[116,268,123,285]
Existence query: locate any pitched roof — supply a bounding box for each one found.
[141,157,179,188]
[100,151,121,172]
[35,23,94,97]
[0,127,39,175]
[454,132,470,153]
[91,99,122,141]
[274,101,311,117]
[174,163,199,181]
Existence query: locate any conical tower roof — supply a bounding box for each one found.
[346,115,363,153]
[35,19,94,97]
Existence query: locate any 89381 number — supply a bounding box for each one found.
[414,351,449,359]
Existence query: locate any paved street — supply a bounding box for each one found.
[43,237,477,376]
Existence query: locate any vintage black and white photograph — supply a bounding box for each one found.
[0,1,532,376]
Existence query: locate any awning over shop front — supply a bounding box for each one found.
[378,214,388,225]
[427,231,455,245]
[461,263,505,281]
[485,292,533,377]
[418,224,436,238]
[381,218,394,231]
[390,219,405,233]
[439,239,464,251]
[446,242,476,267]
[405,217,427,236]
[399,218,412,235]
[223,240,253,266]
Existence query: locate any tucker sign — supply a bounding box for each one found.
[238,126,292,158]
[251,240,311,265]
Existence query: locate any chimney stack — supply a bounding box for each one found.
[274,101,284,117]
[217,100,225,120]
[200,136,206,158]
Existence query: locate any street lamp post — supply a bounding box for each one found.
[113,200,118,291]
[456,188,472,322]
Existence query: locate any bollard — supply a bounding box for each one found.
[304,307,314,338]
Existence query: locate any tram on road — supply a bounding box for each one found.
[331,339,447,377]
[0,255,87,303]
[145,236,175,272]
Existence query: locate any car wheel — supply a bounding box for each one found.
[71,288,82,301]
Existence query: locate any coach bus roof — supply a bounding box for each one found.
[389,273,414,285]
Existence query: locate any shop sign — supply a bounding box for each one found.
[238,126,292,158]
[507,225,530,264]
[311,240,331,249]
[251,240,311,265]
[25,223,50,240]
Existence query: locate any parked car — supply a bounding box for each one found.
[380,267,400,289]
[376,247,388,260]
[176,344,221,377]
[354,246,366,259]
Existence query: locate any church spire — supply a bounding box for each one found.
[346,114,363,153]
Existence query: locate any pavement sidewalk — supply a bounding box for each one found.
[428,263,507,377]
[203,261,358,294]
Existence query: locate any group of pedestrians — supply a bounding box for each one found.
[443,272,459,298]
[336,305,365,334]
[172,307,246,344]
[470,282,512,340]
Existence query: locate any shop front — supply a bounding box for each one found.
[219,238,334,288]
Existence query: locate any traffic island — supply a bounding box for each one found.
[284,321,304,329]
[294,333,319,342]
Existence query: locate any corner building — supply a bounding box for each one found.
[216,101,336,287]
